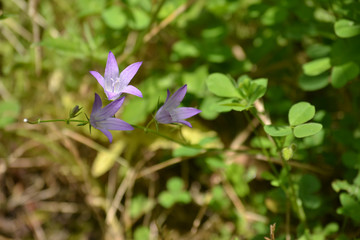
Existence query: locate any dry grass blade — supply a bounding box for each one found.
[264,223,276,240]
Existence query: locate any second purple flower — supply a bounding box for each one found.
[155,84,201,128]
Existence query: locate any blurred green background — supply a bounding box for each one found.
[1,0,360,239]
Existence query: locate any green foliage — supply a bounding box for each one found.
[134,226,150,240]
[264,125,292,137]
[265,101,322,139]
[206,73,268,112]
[334,19,360,38]
[130,195,155,219]
[303,58,331,77]
[331,62,360,88]
[288,102,315,126]
[225,164,250,197]
[158,177,191,208]
[102,6,127,30]
[3,0,360,238]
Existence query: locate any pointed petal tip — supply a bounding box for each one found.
[122,85,143,98]
[179,120,192,128]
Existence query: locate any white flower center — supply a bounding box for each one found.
[105,77,125,93]
[169,109,179,121]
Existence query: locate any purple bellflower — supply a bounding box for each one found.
[155,84,201,128]
[90,93,134,143]
[90,51,143,101]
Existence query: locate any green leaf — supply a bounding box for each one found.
[288,102,315,126]
[303,57,331,76]
[206,73,240,98]
[264,125,292,137]
[199,96,220,120]
[247,78,268,105]
[298,73,329,91]
[171,40,200,59]
[217,98,248,112]
[130,195,154,218]
[158,177,191,208]
[167,177,184,191]
[339,193,360,223]
[173,146,202,157]
[134,226,150,240]
[261,6,288,26]
[129,8,150,30]
[261,171,277,181]
[176,192,192,204]
[204,157,226,171]
[158,192,175,208]
[334,19,360,38]
[331,62,359,88]
[293,123,322,138]
[102,6,127,30]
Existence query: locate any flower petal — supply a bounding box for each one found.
[99,96,125,117]
[155,108,172,124]
[176,120,192,128]
[99,128,113,143]
[163,85,187,110]
[104,51,119,89]
[172,107,201,120]
[89,71,105,88]
[122,85,143,97]
[119,62,142,86]
[96,118,134,131]
[106,91,121,101]
[90,93,103,121]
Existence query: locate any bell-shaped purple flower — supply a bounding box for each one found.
[90,51,143,101]
[90,93,134,142]
[155,85,201,128]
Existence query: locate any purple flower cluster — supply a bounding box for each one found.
[89,51,201,142]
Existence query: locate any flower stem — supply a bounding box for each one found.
[24,118,88,125]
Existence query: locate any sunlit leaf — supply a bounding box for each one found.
[334,19,360,38]
[303,57,331,76]
[293,123,322,138]
[264,125,292,137]
[206,73,240,98]
[288,102,315,126]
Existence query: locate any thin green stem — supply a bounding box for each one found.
[24,118,88,124]
[248,107,309,237]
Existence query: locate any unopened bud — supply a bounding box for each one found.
[69,105,82,118]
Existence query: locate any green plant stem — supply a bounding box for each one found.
[24,118,88,124]
[248,108,309,238]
